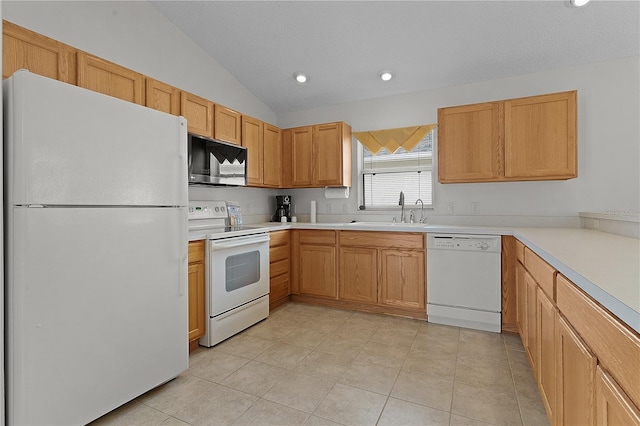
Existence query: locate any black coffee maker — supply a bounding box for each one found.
[272,195,292,222]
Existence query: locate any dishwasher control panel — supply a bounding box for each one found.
[428,234,501,253]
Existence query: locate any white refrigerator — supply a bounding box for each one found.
[3,71,189,425]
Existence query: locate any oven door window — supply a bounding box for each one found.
[225,250,261,292]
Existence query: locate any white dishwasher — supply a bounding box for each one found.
[427,234,502,333]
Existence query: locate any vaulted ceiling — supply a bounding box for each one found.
[151,1,640,114]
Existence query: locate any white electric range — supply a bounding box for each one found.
[188,200,270,347]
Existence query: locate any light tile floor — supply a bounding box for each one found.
[92,302,549,426]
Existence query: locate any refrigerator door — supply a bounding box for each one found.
[5,206,188,425]
[4,70,187,207]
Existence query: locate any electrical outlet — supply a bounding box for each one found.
[471,202,479,214]
[447,202,454,214]
[293,204,297,214]
[327,202,332,214]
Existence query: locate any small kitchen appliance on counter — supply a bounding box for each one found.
[272,195,293,222]
[188,201,270,347]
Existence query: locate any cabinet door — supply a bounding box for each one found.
[242,116,264,186]
[290,127,314,187]
[314,122,344,186]
[556,314,596,426]
[380,249,425,310]
[524,270,538,378]
[146,78,180,115]
[188,261,205,342]
[437,102,504,183]
[505,91,577,180]
[180,91,214,138]
[214,104,242,145]
[537,286,557,422]
[3,21,76,83]
[263,124,283,188]
[516,261,528,345]
[339,247,378,303]
[298,244,337,298]
[596,366,640,425]
[77,52,144,105]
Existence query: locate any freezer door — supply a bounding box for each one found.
[5,207,188,425]
[4,70,187,207]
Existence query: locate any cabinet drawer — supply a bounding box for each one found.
[339,231,424,250]
[270,258,289,278]
[270,274,290,301]
[524,247,556,299]
[515,239,525,263]
[270,245,290,263]
[298,230,336,245]
[270,230,290,247]
[188,240,205,263]
[557,274,640,409]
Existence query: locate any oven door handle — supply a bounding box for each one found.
[210,233,270,249]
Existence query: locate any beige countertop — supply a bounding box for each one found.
[190,222,640,333]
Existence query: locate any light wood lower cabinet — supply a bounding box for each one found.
[380,249,425,310]
[556,314,596,426]
[188,241,206,351]
[537,286,557,422]
[515,239,640,426]
[338,247,378,303]
[292,230,337,299]
[269,230,290,310]
[292,230,426,318]
[596,366,640,425]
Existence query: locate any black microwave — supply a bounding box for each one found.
[187,133,247,186]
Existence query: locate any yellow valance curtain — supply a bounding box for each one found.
[354,124,436,155]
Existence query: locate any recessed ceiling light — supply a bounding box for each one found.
[378,70,394,82]
[570,0,590,6]
[293,72,307,83]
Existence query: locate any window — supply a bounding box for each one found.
[359,129,434,209]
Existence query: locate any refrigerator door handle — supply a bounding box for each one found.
[180,255,187,296]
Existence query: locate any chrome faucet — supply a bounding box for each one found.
[399,191,405,223]
[415,198,426,223]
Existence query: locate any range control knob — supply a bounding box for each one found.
[479,242,490,250]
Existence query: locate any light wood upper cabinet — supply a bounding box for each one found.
[505,91,577,180]
[556,313,596,426]
[214,104,242,145]
[438,101,503,183]
[287,126,314,187]
[438,91,577,183]
[146,78,180,115]
[596,366,640,426]
[77,52,144,105]
[3,20,77,83]
[284,122,352,188]
[180,91,214,138]
[242,115,264,186]
[263,124,283,188]
[314,122,352,187]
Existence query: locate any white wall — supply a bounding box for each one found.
[1,1,277,125]
[278,56,640,225]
